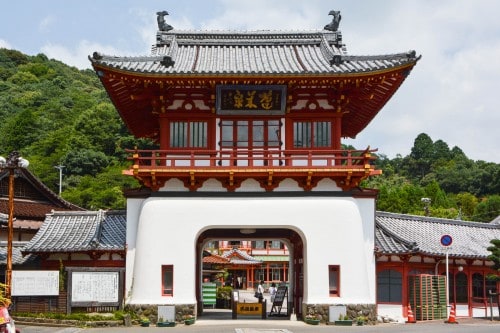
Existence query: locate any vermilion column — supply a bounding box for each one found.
[159,115,169,149]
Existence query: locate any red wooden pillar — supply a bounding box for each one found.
[250,266,254,289]
[333,114,342,150]
[333,114,342,165]
[158,115,169,149]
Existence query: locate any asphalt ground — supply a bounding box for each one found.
[17,318,500,333]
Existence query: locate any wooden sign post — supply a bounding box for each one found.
[269,285,288,316]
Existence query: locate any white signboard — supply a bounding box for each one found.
[71,271,119,303]
[12,270,59,296]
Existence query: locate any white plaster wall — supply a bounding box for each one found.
[126,194,376,306]
[303,197,375,304]
[125,198,144,299]
[377,304,406,323]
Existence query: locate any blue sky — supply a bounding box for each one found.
[1,0,499,163]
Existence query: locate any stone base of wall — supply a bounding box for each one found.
[302,303,377,325]
[125,304,196,324]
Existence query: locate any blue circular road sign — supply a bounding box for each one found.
[440,234,453,246]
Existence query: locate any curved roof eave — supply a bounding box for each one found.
[90,56,419,79]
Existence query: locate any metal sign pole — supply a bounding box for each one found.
[445,247,449,315]
[440,234,453,317]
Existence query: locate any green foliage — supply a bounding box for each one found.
[62,149,110,177]
[364,132,499,221]
[216,286,233,300]
[0,48,145,210]
[474,195,500,222]
[11,311,125,321]
[62,164,138,209]
[486,239,500,280]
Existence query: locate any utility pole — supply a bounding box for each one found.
[54,165,65,195]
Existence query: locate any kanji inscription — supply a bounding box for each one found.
[217,85,286,115]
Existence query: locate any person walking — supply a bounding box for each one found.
[257,280,265,303]
[268,282,277,303]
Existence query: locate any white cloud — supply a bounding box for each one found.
[0,39,12,49]
[41,41,124,69]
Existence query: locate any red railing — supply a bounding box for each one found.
[126,147,378,169]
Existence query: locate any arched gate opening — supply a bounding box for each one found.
[196,228,304,319]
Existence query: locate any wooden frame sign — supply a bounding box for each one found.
[236,303,263,315]
[67,267,124,310]
[12,270,59,296]
[216,85,287,115]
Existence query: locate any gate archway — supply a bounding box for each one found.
[196,228,304,319]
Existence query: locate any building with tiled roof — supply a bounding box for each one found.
[88,9,422,322]
[6,210,126,314]
[0,166,85,290]
[375,211,500,321]
[91,31,419,143]
[85,11,430,320]
[22,210,126,263]
[0,168,84,243]
[376,211,500,259]
[221,247,262,265]
[0,241,38,267]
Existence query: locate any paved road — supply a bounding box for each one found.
[17,318,500,333]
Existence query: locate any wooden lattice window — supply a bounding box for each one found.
[169,121,207,148]
[293,121,332,148]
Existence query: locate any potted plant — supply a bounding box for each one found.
[216,286,233,309]
[140,317,150,327]
[334,313,353,326]
[157,316,176,327]
[304,313,320,325]
[356,315,367,326]
[183,314,196,325]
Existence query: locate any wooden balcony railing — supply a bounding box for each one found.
[126,147,378,169]
[124,147,380,191]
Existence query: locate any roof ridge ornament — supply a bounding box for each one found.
[157,10,173,32]
[324,10,341,32]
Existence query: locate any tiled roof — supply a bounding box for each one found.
[0,241,38,265]
[90,30,418,76]
[22,210,126,254]
[89,20,419,141]
[0,169,83,215]
[222,247,262,265]
[253,255,289,262]
[203,253,229,265]
[0,168,84,233]
[375,211,500,259]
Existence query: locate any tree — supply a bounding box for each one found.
[474,195,500,222]
[486,239,500,315]
[407,133,434,179]
[62,149,110,177]
[455,192,478,219]
[487,239,500,275]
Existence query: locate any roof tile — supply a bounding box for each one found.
[375,211,500,259]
